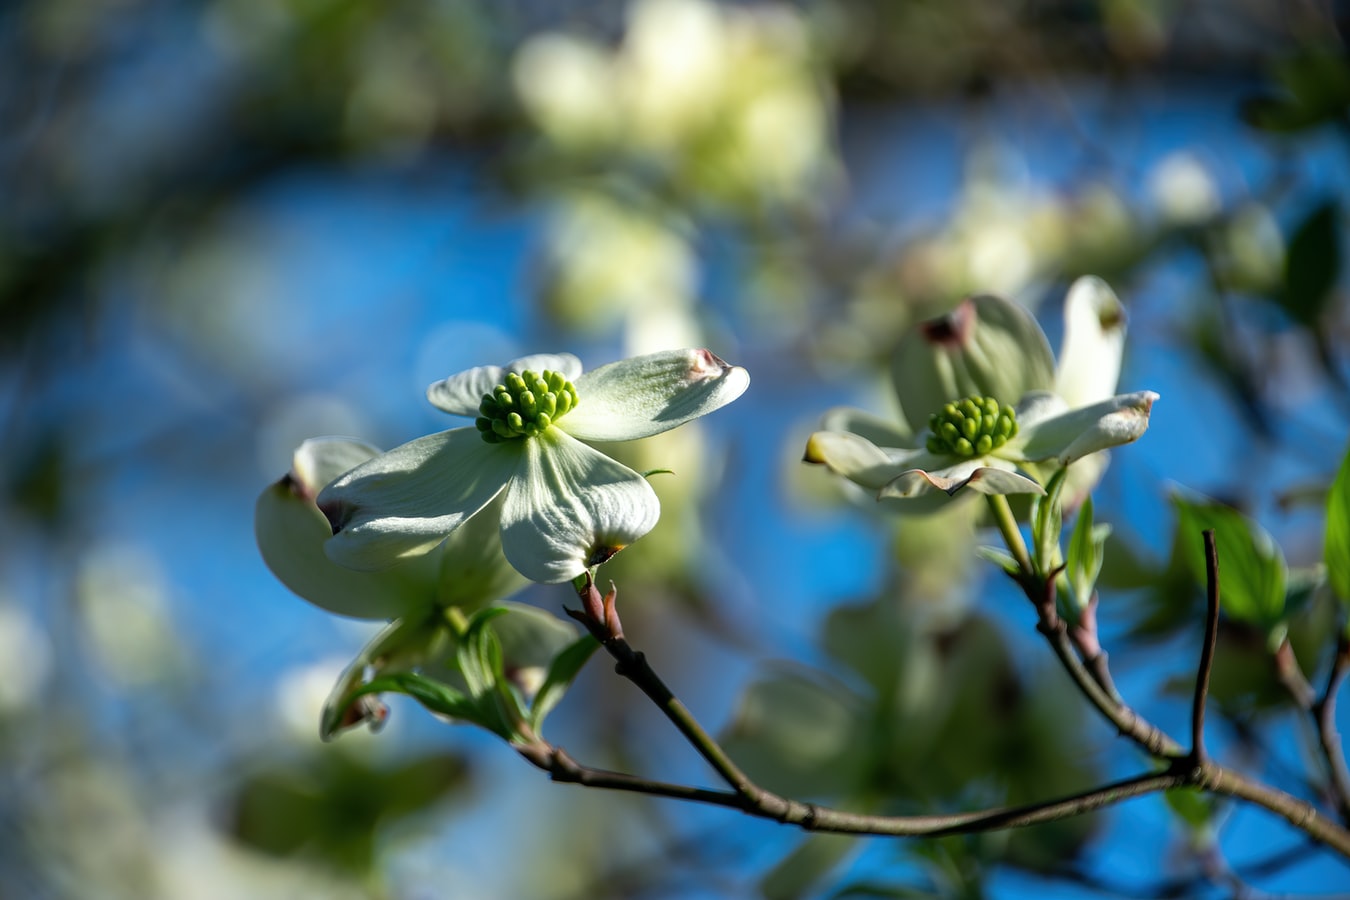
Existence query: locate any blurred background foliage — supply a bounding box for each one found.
[4,0,1350,897]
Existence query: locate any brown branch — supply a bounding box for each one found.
[516,739,1192,837]
[1026,574,1183,758]
[560,576,1350,859]
[1191,530,1222,763]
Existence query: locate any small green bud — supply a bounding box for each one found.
[477,369,580,443]
[925,394,1018,458]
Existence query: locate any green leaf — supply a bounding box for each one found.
[1172,493,1287,633]
[528,634,600,733]
[1327,443,1350,607]
[975,545,1021,578]
[1031,468,1067,577]
[1281,200,1341,327]
[1243,48,1350,132]
[1164,786,1215,834]
[761,833,859,900]
[1065,496,1110,617]
[352,672,483,724]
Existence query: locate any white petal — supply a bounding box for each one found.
[881,455,1045,499]
[426,353,584,417]
[319,427,522,570]
[291,438,383,497]
[255,478,439,620]
[561,349,749,442]
[434,492,529,609]
[891,294,1055,427]
[819,406,915,449]
[1018,391,1159,465]
[500,429,660,583]
[803,430,918,490]
[1055,276,1127,409]
[427,365,507,417]
[1013,390,1070,430]
[507,352,584,380]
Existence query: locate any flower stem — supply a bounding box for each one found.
[986,493,1033,575]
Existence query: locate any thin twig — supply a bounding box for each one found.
[1312,634,1350,825]
[1028,575,1183,758]
[1192,530,1222,763]
[517,739,1191,837]
[1274,637,1317,710]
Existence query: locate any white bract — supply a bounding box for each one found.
[255,437,525,620]
[805,277,1157,503]
[318,349,749,583]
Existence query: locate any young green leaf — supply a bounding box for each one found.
[1065,496,1111,619]
[351,672,482,727]
[1172,492,1287,633]
[1326,442,1350,607]
[528,634,600,733]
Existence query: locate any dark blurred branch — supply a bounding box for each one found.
[1191,530,1222,763]
[1313,634,1350,825]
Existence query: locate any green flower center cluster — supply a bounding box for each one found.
[476,370,579,443]
[926,395,1018,458]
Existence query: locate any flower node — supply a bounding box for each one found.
[476,369,579,442]
[925,395,1018,458]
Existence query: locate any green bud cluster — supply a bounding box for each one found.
[926,395,1018,458]
[476,370,579,443]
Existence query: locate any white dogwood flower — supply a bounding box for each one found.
[318,349,749,583]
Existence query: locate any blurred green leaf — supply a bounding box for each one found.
[1164,786,1215,833]
[720,668,868,798]
[1280,200,1341,327]
[1243,48,1350,132]
[354,671,482,727]
[231,747,470,875]
[1065,495,1110,618]
[761,833,859,900]
[1327,442,1350,607]
[1172,493,1287,634]
[528,633,599,734]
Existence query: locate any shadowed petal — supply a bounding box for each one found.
[501,429,660,583]
[819,406,916,449]
[561,349,749,442]
[1019,391,1159,465]
[434,492,528,609]
[1055,277,1127,409]
[292,437,384,496]
[427,353,584,416]
[803,430,918,490]
[891,294,1055,427]
[255,458,441,620]
[320,428,522,570]
[881,455,1044,499]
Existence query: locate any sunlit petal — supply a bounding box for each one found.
[1055,276,1126,409]
[562,348,749,441]
[427,365,507,416]
[803,430,918,490]
[426,354,584,416]
[320,428,521,570]
[1018,391,1159,465]
[881,455,1044,499]
[501,429,660,583]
